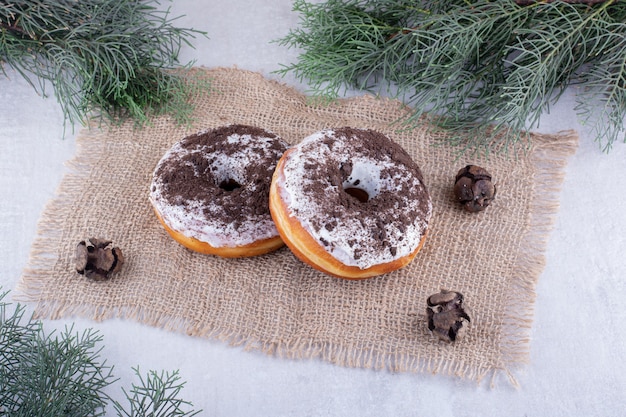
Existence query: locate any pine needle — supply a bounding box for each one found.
[277,0,626,153]
[0,0,209,128]
[0,291,114,416]
[0,290,201,416]
[112,368,201,417]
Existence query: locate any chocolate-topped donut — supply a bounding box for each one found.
[150,124,289,257]
[269,127,432,279]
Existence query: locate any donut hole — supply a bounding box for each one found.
[341,160,382,203]
[219,178,242,191]
[344,186,370,202]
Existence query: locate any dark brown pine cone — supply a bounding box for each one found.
[453,165,496,213]
[75,238,124,281]
[427,290,471,342]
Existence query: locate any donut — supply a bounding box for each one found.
[269,127,432,279]
[150,124,289,257]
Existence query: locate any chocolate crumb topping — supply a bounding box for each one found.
[151,125,288,246]
[278,127,432,269]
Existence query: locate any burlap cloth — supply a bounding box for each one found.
[17,67,578,386]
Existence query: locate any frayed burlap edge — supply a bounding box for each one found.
[493,131,578,386]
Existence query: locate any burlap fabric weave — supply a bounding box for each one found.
[18,67,578,385]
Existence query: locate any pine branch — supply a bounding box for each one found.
[278,0,626,153]
[0,0,209,128]
[575,23,626,151]
[515,1,610,4]
[0,292,114,416]
[112,368,201,417]
[0,290,201,416]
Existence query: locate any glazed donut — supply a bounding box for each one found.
[150,124,289,257]
[269,127,432,279]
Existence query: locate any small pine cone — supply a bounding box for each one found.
[75,238,124,281]
[453,165,496,213]
[427,289,471,342]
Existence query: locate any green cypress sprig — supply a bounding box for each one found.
[0,291,114,416]
[112,368,201,417]
[0,291,201,416]
[0,0,209,128]
[277,0,626,153]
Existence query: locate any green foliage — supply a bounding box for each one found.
[112,368,202,417]
[0,0,209,128]
[0,291,114,416]
[0,291,201,416]
[278,0,626,153]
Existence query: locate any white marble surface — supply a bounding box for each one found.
[1,1,625,415]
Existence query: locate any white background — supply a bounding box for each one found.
[1,1,625,415]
